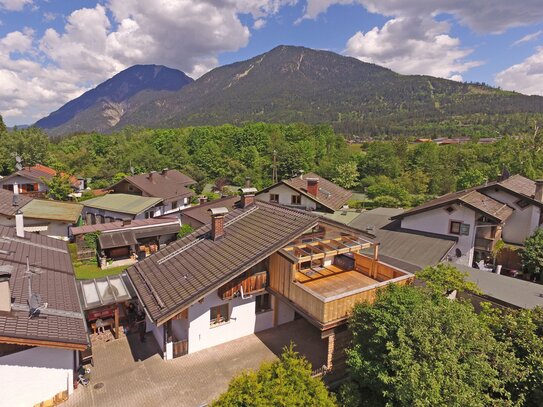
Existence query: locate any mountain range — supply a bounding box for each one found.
[36,45,543,137]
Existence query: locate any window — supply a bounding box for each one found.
[450,221,462,235]
[172,201,178,210]
[210,304,229,326]
[128,185,134,191]
[144,210,154,219]
[291,195,301,205]
[270,194,279,203]
[516,199,530,209]
[256,294,272,313]
[445,206,455,214]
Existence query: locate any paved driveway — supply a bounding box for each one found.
[65,319,326,407]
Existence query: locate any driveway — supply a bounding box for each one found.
[64,319,326,407]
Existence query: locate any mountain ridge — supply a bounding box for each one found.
[36,46,543,137]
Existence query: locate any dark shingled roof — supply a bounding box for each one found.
[98,230,138,249]
[181,196,240,227]
[479,174,543,207]
[392,189,513,223]
[0,226,88,349]
[112,170,196,203]
[259,172,352,212]
[0,189,32,217]
[334,208,456,270]
[127,202,318,324]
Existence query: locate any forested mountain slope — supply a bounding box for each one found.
[38,46,543,137]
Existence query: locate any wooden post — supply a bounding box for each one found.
[372,243,380,279]
[272,295,278,327]
[114,307,119,339]
[326,333,335,370]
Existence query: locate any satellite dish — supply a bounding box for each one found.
[15,155,22,163]
[28,292,48,319]
[15,163,23,171]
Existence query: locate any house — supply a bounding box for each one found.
[70,217,181,267]
[110,169,195,214]
[126,189,413,373]
[391,175,543,267]
[324,207,457,271]
[82,193,164,224]
[20,199,83,240]
[256,172,352,213]
[0,189,82,240]
[0,224,89,406]
[180,195,240,229]
[0,164,82,197]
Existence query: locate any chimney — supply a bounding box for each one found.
[15,210,24,238]
[0,270,11,313]
[12,194,19,207]
[199,196,208,205]
[306,177,319,197]
[208,207,228,241]
[535,180,543,202]
[299,170,304,180]
[161,168,169,175]
[239,187,257,208]
[148,171,157,180]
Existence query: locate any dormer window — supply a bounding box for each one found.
[516,199,529,209]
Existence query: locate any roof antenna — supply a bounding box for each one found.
[25,257,48,319]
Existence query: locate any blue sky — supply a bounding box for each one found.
[1,0,543,126]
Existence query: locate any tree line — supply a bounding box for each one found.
[1,117,543,208]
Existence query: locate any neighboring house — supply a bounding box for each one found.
[323,207,456,271]
[126,190,413,374]
[20,199,83,240]
[0,189,81,240]
[0,164,82,197]
[0,225,88,407]
[70,217,181,267]
[180,196,240,229]
[82,194,164,223]
[110,169,195,215]
[391,175,543,267]
[256,172,352,213]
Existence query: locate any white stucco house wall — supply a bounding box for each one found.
[392,175,543,268]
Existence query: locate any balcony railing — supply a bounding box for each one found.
[218,271,267,300]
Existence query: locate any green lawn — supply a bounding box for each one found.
[74,263,128,280]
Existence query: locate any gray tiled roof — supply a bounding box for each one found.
[127,202,318,324]
[0,226,88,348]
[0,189,32,217]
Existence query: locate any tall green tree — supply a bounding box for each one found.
[342,285,521,406]
[333,162,359,189]
[42,174,74,200]
[521,228,543,281]
[213,345,335,407]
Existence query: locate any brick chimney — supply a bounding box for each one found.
[535,180,543,202]
[0,270,11,313]
[199,196,208,205]
[208,207,228,240]
[148,171,157,181]
[239,187,257,208]
[306,178,319,197]
[161,168,169,175]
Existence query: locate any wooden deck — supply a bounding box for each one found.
[296,265,378,298]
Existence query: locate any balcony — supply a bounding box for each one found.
[269,251,414,329]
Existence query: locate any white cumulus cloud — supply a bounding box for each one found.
[495,46,543,96]
[0,0,289,125]
[345,17,480,79]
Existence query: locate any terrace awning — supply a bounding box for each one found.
[78,273,133,310]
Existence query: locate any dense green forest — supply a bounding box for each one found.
[2,117,543,207]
